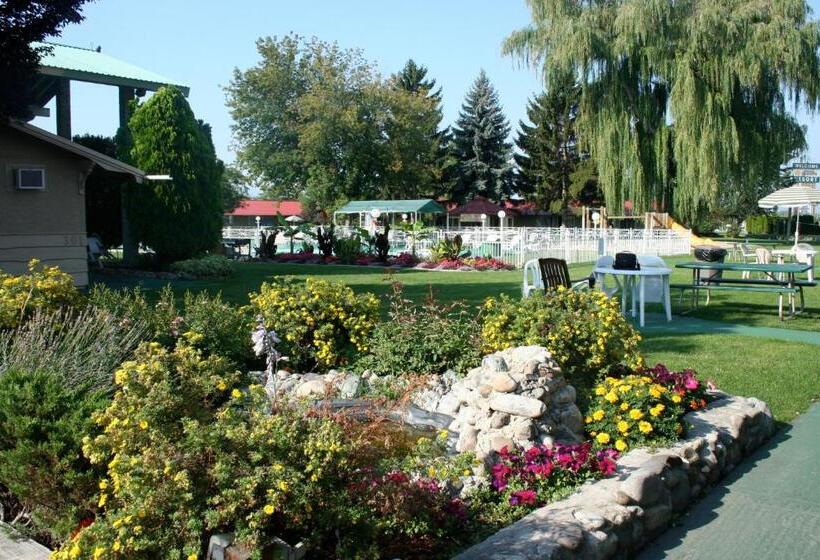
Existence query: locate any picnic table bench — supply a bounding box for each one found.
[672,262,814,320]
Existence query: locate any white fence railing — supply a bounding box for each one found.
[222,226,692,268]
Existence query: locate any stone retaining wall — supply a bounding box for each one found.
[455,393,775,560]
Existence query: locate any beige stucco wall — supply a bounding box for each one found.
[0,125,90,286]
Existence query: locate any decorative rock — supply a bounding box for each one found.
[491,373,518,393]
[338,375,361,399]
[488,393,546,418]
[456,427,479,452]
[437,393,462,415]
[481,354,509,373]
[490,436,515,453]
[295,379,326,398]
[554,385,576,404]
[489,412,510,429]
[478,384,493,397]
[643,503,672,531]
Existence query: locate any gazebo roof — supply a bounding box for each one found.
[28,42,189,112]
[335,199,445,214]
[34,42,189,94]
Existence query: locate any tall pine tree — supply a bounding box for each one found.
[390,59,454,198]
[450,70,513,202]
[515,75,598,212]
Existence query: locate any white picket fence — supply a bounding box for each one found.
[222,225,692,268]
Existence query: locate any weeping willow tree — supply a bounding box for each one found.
[504,0,820,223]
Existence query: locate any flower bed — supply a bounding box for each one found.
[416,256,514,271]
[456,393,775,559]
[0,265,767,560]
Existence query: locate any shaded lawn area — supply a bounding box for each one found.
[91,259,820,422]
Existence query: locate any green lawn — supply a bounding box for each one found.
[91,258,820,421]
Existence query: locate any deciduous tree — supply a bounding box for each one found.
[504,0,820,223]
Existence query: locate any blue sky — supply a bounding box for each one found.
[35,0,820,171]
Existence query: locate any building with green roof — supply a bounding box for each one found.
[333,199,445,226]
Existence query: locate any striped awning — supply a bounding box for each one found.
[758,184,820,209]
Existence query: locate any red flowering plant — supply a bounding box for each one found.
[340,469,470,558]
[489,442,619,509]
[388,252,419,267]
[643,363,713,412]
[463,257,514,271]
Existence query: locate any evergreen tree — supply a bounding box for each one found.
[126,87,223,262]
[504,0,820,224]
[390,59,453,198]
[515,74,587,212]
[392,59,441,100]
[450,70,513,202]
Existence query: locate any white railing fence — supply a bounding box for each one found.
[222,226,692,268]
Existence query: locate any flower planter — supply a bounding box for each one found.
[455,393,775,559]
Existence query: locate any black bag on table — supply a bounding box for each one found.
[613,251,640,270]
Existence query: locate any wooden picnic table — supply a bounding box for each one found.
[674,261,814,320]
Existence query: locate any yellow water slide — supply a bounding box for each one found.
[665,216,716,246]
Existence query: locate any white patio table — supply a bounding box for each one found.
[593,266,673,327]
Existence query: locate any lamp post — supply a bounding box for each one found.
[591,211,601,229]
[255,216,261,230]
[497,210,506,257]
[370,208,381,234]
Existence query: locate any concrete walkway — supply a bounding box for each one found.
[639,403,820,559]
[0,524,50,560]
[638,313,820,346]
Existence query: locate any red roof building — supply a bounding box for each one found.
[226,199,303,217]
[224,199,304,227]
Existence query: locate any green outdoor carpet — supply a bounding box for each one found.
[637,313,820,346]
[639,403,820,559]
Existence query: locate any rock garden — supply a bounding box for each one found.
[0,261,776,560]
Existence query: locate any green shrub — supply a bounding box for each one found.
[88,286,255,369]
[481,289,644,392]
[0,260,82,330]
[0,307,145,392]
[250,277,380,371]
[430,234,469,262]
[0,369,108,541]
[179,291,255,368]
[88,285,178,347]
[50,342,350,559]
[169,254,235,278]
[333,236,362,264]
[355,284,481,376]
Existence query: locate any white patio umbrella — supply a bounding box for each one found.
[758,183,820,246]
[284,215,304,223]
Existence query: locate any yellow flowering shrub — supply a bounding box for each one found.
[51,341,350,560]
[249,277,379,371]
[0,259,81,329]
[584,375,686,452]
[481,288,643,389]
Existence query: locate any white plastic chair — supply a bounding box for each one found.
[636,255,667,304]
[795,243,816,282]
[522,259,541,297]
[740,243,758,278]
[594,255,618,297]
